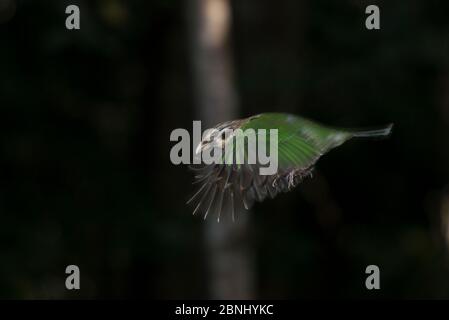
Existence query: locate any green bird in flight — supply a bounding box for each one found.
[188,113,392,222]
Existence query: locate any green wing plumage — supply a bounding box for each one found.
[241,113,354,171]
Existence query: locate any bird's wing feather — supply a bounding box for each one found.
[242,113,354,170]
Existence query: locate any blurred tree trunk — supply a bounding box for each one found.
[187,0,254,299]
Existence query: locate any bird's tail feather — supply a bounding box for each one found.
[351,123,393,139]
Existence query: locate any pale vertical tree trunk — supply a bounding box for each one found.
[187,0,254,299]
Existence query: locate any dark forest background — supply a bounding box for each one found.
[1,0,449,298]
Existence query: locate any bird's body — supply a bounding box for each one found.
[188,113,392,221]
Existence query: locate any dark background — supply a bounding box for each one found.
[1,0,449,299]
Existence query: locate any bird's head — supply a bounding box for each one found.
[195,120,242,156]
[195,127,227,155]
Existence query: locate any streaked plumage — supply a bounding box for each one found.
[188,113,392,221]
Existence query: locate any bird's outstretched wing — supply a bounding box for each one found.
[187,113,392,221]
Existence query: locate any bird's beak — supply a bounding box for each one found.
[195,142,203,155]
